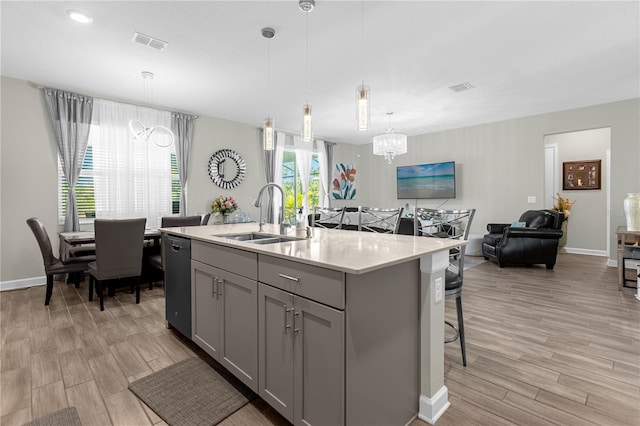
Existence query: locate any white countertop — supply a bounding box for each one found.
[160,223,465,275]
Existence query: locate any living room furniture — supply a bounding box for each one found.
[27,217,95,305]
[482,210,564,270]
[615,226,640,290]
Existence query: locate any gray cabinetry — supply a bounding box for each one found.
[191,241,258,392]
[258,257,345,426]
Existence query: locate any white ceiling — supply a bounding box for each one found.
[2,1,639,145]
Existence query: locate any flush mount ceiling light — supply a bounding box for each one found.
[299,0,315,12]
[356,0,370,131]
[300,2,314,142]
[449,82,474,93]
[128,71,174,148]
[262,27,276,151]
[373,112,407,164]
[66,9,93,24]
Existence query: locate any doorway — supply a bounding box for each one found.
[544,128,611,257]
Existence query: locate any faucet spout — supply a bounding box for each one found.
[255,183,289,235]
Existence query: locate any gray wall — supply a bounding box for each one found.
[1,74,639,284]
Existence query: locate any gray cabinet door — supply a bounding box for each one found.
[217,268,258,392]
[258,284,294,423]
[294,296,345,426]
[192,261,221,359]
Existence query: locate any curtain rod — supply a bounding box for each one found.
[30,81,199,119]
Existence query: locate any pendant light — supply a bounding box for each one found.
[300,0,313,142]
[373,112,407,164]
[356,0,370,131]
[128,71,174,148]
[262,27,276,151]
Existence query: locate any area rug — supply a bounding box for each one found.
[464,256,487,270]
[129,357,255,426]
[23,407,81,426]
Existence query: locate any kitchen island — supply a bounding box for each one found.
[160,223,464,425]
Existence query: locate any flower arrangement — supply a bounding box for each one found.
[211,195,238,216]
[552,193,576,222]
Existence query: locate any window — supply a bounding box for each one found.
[281,150,320,224]
[58,115,181,224]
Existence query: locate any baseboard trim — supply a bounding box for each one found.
[418,386,450,425]
[563,247,608,257]
[0,276,45,292]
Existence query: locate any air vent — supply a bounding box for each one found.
[448,82,474,93]
[132,32,168,50]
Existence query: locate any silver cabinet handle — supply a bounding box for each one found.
[284,304,293,334]
[293,310,300,334]
[278,273,300,282]
[211,276,216,298]
[217,277,223,299]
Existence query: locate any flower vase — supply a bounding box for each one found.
[623,193,640,231]
[558,221,568,253]
[213,213,224,224]
[223,214,232,224]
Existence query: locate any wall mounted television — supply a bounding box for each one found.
[396,161,456,199]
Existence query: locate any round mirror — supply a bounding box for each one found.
[208,149,247,189]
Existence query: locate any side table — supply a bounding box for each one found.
[615,226,640,290]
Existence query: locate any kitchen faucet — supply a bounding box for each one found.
[254,183,290,235]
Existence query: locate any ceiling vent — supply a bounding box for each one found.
[448,82,474,93]
[132,32,168,50]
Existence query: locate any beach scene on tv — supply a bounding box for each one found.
[396,161,456,199]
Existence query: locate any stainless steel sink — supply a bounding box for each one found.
[214,232,303,244]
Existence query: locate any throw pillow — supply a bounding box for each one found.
[511,221,526,228]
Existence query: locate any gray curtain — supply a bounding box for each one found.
[43,88,93,232]
[171,113,197,216]
[324,142,335,207]
[261,129,276,223]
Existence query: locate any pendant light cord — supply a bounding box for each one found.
[361,0,365,85]
[267,38,271,116]
[305,11,309,105]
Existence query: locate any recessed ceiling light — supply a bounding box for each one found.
[66,9,93,24]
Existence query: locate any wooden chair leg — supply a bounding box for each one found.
[97,280,104,311]
[88,275,94,302]
[45,274,54,305]
[135,277,141,304]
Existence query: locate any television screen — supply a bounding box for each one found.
[396,161,456,199]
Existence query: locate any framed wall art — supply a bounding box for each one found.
[562,159,601,190]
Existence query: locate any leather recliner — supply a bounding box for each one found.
[482,210,564,270]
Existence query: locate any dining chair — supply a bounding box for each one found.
[358,207,404,233]
[339,206,361,231]
[88,218,146,311]
[26,217,96,306]
[147,215,204,289]
[414,207,476,366]
[310,207,345,229]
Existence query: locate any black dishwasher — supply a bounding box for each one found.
[163,234,191,337]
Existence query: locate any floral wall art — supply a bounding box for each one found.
[332,163,356,200]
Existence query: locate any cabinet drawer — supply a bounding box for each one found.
[258,255,344,309]
[192,240,257,280]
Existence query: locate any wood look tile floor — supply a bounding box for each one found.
[1,253,638,426]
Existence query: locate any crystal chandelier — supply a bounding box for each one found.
[262,27,276,151]
[373,113,407,164]
[129,71,174,148]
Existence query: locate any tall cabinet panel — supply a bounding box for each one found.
[192,263,220,358]
[258,284,295,422]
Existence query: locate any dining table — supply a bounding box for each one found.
[59,228,161,261]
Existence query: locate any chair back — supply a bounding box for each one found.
[519,210,563,229]
[94,218,146,280]
[414,208,476,240]
[162,215,203,227]
[26,217,57,270]
[311,207,345,229]
[397,217,417,235]
[359,207,404,233]
[200,213,211,225]
[340,206,361,231]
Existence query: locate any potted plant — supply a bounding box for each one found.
[211,195,238,224]
[552,193,575,251]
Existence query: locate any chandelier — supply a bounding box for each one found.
[372,112,407,164]
[129,71,174,148]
